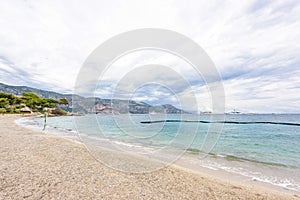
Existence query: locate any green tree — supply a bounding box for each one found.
[0,98,9,108]
[22,92,40,99]
[0,92,13,98]
[0,108,6,114]
[59,98,69,105]
[21,92,59,112]
[0,92,20,105]
[11,96,23,105]
[43,98,59,108]
[0,92,64,114]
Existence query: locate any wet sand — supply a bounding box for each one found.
[1,115,299,199]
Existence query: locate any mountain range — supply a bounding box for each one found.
[0,83,188,114]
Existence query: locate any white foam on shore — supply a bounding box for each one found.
[251,176,300,192]
[194,158,300,193]
[15,117,80,141]
[15,117,44,132]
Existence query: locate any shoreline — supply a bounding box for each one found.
[1,114,299,199]
[18,114,300,194]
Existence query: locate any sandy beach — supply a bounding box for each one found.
[0,115,299,199]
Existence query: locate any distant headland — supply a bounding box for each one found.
[0,83,188,115]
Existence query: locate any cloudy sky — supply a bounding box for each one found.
[0,0,300,113]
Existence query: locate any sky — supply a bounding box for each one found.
[0,0,300,113]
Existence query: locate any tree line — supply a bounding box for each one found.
[0,92,68,114]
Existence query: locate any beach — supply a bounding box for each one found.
[0,115,299,199]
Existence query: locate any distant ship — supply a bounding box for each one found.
[226,109,241,114]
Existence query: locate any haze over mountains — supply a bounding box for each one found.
[0,83,188,114]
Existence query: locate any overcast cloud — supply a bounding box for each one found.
[0,0,300,113]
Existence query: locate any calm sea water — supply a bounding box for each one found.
[18,114,300,192]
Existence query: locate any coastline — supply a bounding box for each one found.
[1,115,299,199]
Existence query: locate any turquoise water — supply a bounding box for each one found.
[20,114,300,192]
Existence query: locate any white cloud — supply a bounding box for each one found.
[0,0,300,112]
[222,70,300,113]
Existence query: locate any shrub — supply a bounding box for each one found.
[0,98,9,108]
[0,108,6,114]
[51,108,67,116]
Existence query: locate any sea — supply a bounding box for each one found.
[16,114,300,193]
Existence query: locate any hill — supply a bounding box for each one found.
[0,83,189,114]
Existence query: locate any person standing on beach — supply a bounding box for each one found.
[43,108,48,131]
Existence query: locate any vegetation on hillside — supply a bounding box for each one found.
[0,92,68,114]
[0,83,188,114]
